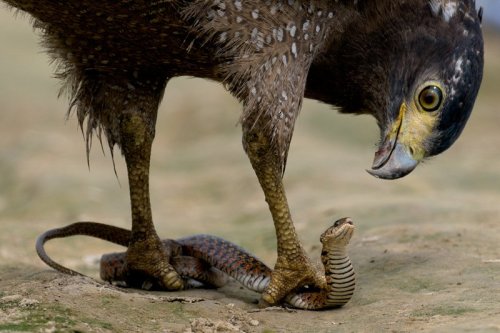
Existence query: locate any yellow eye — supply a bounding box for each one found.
[418,85,443,112]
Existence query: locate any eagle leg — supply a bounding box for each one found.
[114,75,184,291]
[243,129,326,305]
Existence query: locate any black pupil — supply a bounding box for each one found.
[423,92,436,105]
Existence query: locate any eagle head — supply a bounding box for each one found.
[367,1,484,179]
[308,0,484,180]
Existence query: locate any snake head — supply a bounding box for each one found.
[320,217,355,247]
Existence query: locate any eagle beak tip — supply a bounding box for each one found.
[366,168,382,179]
[368,143,419,180]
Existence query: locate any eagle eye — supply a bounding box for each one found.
[418,85,443,112]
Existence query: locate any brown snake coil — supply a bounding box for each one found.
[36,218,355,310]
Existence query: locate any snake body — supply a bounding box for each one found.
[36,218,355,310]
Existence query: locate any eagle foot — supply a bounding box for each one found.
[261,252,326,306]
[123,236,185,291]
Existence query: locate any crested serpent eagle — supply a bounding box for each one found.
[1,0,483,305]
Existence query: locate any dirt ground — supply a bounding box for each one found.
[1,9,499,333]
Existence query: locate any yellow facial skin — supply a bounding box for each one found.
[386,81,445,162]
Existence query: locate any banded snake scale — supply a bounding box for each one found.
[36,218,355,310]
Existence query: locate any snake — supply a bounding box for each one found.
[36,218,355,310]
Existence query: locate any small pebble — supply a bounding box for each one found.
[249,319,259,326]
[20,298,40,307]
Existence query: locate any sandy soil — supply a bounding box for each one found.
[0,9,499,333]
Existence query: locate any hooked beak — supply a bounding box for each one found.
[367,104,419,180]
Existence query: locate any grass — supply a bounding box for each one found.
[0,293,115,332]
[0,301,75,332]
[396,277,442,293]
[411,305,477,318]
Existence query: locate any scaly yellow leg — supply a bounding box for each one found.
[119,108,184,290]
[244,131,326,305]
